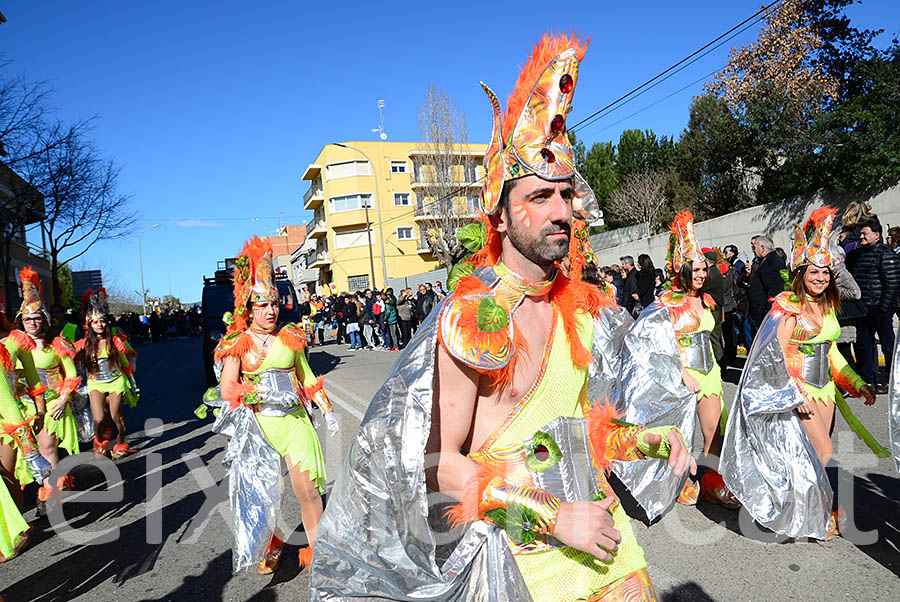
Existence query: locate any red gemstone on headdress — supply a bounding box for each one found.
[559,74,573,94]
[550,114,565,134]
[541,148,556,163]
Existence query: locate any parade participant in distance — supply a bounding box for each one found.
[722,207,881,541]
[203,236,337,574]
[14,268,80,510]
[310,34,695,601]
[614,211,739,519]
[78,288,139,459]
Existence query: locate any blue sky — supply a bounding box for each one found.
[3,1,897,302]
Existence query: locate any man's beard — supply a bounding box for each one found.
[506,217,571,267]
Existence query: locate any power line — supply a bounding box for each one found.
[569,0,780,131]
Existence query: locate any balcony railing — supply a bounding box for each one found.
[414,198,478,218]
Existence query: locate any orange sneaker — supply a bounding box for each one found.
[701,470,741,509]
[111,443,137,459]
[93,437,109,457]
[677,479,699,505]
[257,533,284,574]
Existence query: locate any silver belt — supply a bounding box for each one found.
[254,369,302,417]
[36,368,53,389]
[92,357,118,383]
[680,330,713,374]
[800,342,831,389]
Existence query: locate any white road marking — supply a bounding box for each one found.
[324,381,368,420]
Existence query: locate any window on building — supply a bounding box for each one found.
[397,227,414,240]
[391,160,407,173]
[347,274,370,291]
[463,162,477,182]
[329,193,373,213]
[325,160,371,180]
[394,192,410,206]
[333,227,375,249]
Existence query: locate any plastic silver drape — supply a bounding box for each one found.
[719,312,831,540]
[71,385,94,442]
[612,302,695,521]
[309,267,633,601]
[204,387,285,573]
[889,326,900,474]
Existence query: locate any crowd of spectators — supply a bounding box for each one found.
[598,201,899,393]
[299,281,446,352]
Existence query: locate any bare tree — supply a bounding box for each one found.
[21,123,137,305]
[415,85,478,268]
[608,170,669,234]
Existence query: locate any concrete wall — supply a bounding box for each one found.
[592,184,900,269]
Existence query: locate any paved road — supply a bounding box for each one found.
[1,337,897,601]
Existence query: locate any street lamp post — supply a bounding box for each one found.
[138,223,161,315]
[333,143,388,289]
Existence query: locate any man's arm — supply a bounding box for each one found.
[426,343,621,561]
[878,247,899,312]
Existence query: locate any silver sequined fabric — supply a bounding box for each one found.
[889,326,900,474]
[612,302,695,521]
[720,311,831,540]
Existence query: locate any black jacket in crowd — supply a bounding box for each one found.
[621,269,638,313]
[415,290,437,322]
[848,240,900,312]
[635,270,655,310]
[747,251,786,324]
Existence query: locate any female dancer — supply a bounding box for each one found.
[614,211,738,521]
[722,207,877,540]
[79,289,138,459]
[215,236,337,573]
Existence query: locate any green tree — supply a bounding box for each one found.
[54,263,78,311]
[674,94,754,218]
[615,129,676,181]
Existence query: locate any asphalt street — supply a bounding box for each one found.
[0,336,898,601]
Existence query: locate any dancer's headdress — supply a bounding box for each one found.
[231,235,277,330]
[18,267,48,319]
[666,211,705,276]
[82,288,109,323]
[791,206,837,269]
[479,33,599,221]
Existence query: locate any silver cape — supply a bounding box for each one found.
[308,268,633,601]
[203,385,286,573]
[612,301,695,521]
[719,311,831,540]
[889,326,900,474]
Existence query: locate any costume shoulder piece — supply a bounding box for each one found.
[277,322,308,352]
[52,336,77,359]
[214,329,252,361]
[439,270,515,371]
[7,329,35,352]
[657,289,689,309]
[0,345,12,372]
[772,291,803,316]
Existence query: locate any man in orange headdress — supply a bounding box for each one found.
[310,34,694,601]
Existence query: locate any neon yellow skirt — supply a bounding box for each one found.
[23,400,80,457]
[0,479,29,560]
[255,408,326,493]
[87,376,138,407]
[685,358,723,401]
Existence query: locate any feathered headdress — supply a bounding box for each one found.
[480,33,598,221]
[666,211,705,277]
[82,288,109,324]
[18,266,48,319]
[231,235,277,331]
[791,206,837,269]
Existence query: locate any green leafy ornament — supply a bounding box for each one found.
[476,298,509,333]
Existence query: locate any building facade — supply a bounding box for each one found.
[72,269,103,298]
[300,140,486,293]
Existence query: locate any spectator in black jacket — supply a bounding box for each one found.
[414,284,437,323]
[702,248,726,365]
[848,217,899,393]
[620,255,638,315]
[747,235,786,329]
[634,254,656,316]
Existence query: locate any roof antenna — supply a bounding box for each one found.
[371,99,388,141]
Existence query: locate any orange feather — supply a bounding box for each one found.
[502,33,588,142]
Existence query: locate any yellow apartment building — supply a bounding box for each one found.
[299,140,486,293]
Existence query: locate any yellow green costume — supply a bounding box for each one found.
[79,329,138,407]
[3,331,44,486]
[215,322,329,492]
[17,336,81,457]
[468,311,669,601]
[0,371,30,562]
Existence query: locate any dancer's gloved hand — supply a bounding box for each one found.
[324,411,339,435]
